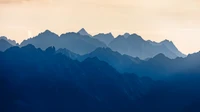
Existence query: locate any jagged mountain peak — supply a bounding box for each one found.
[40,30,58,36]
[78,28,91,37]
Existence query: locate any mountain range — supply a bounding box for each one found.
[20,30,106,55]
[1,29,200,112]
[58,47,198,79]
[109,34,185,59]
[0,45,155,112]
[0,28,183,59]
[0,45,200,112]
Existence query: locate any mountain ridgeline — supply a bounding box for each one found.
[59,47,199,80]
[0,45,200,112]
[20,30,106,55]
[16,28,185,59]
[0,45,156,112]
[1,29,200,112]
[108,34,185,59]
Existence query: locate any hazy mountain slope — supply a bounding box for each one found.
[0,39,13,51]
[109,34,182,59]
[79,47,141,73]
[81,47,200,80]
[93,33,114,45]
[20,30,59,50]
[148,40,186,57]
[0,45,155,112]
[20,30,185,59]
[20,30,106,55]
[58,32,106,54]
[0,36,17,46]
[56,48,80,60]
[1,45,200,112]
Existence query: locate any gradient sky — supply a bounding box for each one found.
[0,0,200,54]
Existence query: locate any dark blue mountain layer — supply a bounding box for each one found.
[1,45,200,112]
[79,47,141,73]
[76,47,200,80]
[0,45,154,112]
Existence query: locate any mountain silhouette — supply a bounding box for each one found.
[0,36,17,46]
[79,47,141,73]
[0,45,155,112]
[132,51,200,79]
[93,33,114,45]
[20,29,185,59]
[77,47,174,79]
[109,34,183,59]
[1,45,200,112]
[20,30,59,50]
[78,28,92,37]
[59,32,106,54]
[76,47,200,79]
[20,30,106,55]
[148,39,185,57]
[0,39,13,51]
[56,48,80,60]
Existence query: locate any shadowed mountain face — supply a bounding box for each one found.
[79,47,141,73]
[56,48,80,60]
[1,45,200,112]
[74,47,200,80]
[0,36,17,46]
[0,39,13,51]
[0,45,155,112]
[93,33,114,45]
[20,30,106,55]
[109,34,185,59]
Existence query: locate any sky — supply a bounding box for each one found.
[0,0,200,54]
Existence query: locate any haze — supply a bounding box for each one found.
[0,0,200,54]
